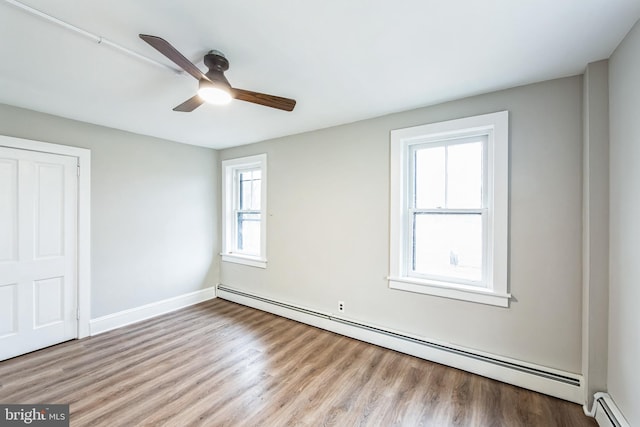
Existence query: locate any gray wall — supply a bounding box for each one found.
[220,76,584,373]
[0,104,219,318]
[608,18,640,426]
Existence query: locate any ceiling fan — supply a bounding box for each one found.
[139,34,296,112]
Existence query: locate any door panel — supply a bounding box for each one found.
[35,163,65,258]
[34,277,64,327]
[0,284,17,336]
[0,147,78,361]
[0,159,18,262]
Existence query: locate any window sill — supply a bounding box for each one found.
[388,276,510,307]
[221,254,267,269]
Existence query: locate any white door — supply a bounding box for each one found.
[0,146,78,361]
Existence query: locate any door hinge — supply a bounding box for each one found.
[77,164,80,177]
[76,308,80,320]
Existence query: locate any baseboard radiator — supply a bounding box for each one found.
[588,393,630,427]
[216,284,583,403]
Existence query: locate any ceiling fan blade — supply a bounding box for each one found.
[173,95,204,112]
[139,34,205,81]
[232,88,296,112]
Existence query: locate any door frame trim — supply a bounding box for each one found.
[0,135,91,338]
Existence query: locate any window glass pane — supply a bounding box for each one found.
[239,169,261,210]
[239,171,250,210]
[251,171,261,210]
[415,146,445,209]
[237,212,261,255]
[447,141,483,208]
[413,213,482,283]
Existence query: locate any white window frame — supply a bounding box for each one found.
[221,154,267,268]
[389,111,510,307]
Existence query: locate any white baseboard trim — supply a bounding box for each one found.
[217,284,584,404]
[90,287,216,335]
[585,392,630,427]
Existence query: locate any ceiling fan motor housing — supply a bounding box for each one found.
[204,50,231,88]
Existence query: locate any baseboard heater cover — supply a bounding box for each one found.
[587,393,630,427]
[216,284,583,402]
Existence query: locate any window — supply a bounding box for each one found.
[222,154,267,268]
[389,111,510,306]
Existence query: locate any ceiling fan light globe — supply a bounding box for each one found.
[197,85,232,105]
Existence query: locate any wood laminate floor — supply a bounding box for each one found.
[0,299,596,427]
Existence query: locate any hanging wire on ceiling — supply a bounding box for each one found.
[3,0,182,74]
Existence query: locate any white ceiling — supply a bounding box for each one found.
[1,0,639,149]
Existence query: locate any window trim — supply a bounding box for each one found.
[389,111,510,307]
[221,154,267,268]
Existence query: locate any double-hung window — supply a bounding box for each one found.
[389,111,510,306]
[221,154,267,268]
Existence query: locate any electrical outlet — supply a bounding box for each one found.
[338,301,345,313]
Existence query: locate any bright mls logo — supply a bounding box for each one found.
[0,405,69,426]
